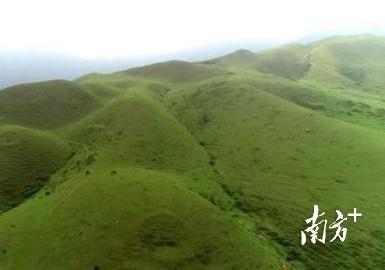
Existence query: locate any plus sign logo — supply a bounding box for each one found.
[348,208,362,223]
[301,205,363,245]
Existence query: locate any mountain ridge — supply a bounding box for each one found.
[1,34,385,269]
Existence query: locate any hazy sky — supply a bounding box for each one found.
[1,0,385,58]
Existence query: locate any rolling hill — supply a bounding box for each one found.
[0,80,99,128]
[207,34,385,88]
[0,125,71,212]
[1,34,385,269]
[121,60,230,82]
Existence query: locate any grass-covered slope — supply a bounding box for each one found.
[0,87,284,269]
[0,80,99,128]
[205,45,310,79]
[203,49,258,68]
[231,71,385,133]
[0,169,281,270]
[0,125,71,212]
[205,35,385,133]
[254,45,310,79]
[166,77,385,269]
[2,34,385,270]
[306,34,385,89]
[68,94,209,172]
[206,34,385,88]
[121,60,229,82]
[252,34,385,89]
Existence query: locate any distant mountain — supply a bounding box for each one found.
[0,40,277,89]
[208,34,385,88]
[0,50,149,89]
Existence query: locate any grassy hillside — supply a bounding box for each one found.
[205,36,385,132]
[0,86,284,269]
[203,49,258,68]
[1,34,385,269]
[0,80,99,128]
[230,71,385,133]
[0,125,71,212]
[68,95,208,171]
[307,35,385,89]
[121,60,230,82]
[254,45,310,79]
[206,34,385,88]
[205,45,310,79]
[0,168,281,270]
[166,77,385,269]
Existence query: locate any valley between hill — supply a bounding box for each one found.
[1,34,385,269]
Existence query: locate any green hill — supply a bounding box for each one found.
[203,49,258,68]
[254,45,310,79]
[305,34,385,89]
[205,45,310,79]
[0,80,99,128]
[68,95,209,171]
[165,77,385,269]
[0,125,71,212]
[0,89,283,269]
[205,35,385,133]
[206,34,385,87]
[121,60,230,82]
[0,168,281,270]
[1,34,385,269]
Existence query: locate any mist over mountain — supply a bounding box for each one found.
[3,30,384,90]
[0,40,277,89]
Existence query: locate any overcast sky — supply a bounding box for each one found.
[1,0,385,58]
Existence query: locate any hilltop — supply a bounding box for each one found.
[0,80,99,128]
[121,60,230,82]
[0,125,71,212]
[208,34,385,87]
[1,34,385,269]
